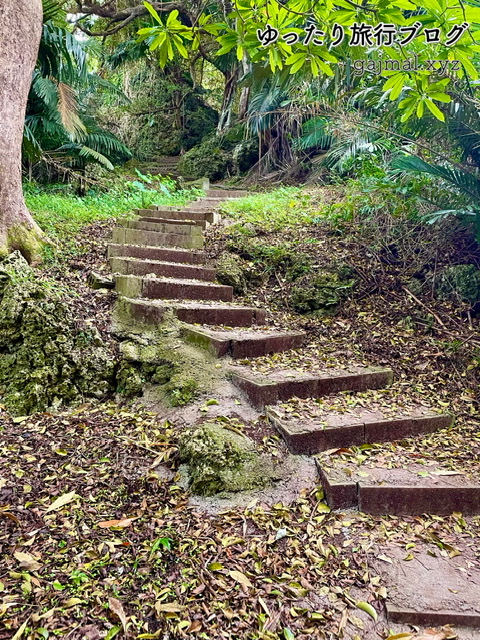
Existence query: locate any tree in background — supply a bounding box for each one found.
[0,0,46,262]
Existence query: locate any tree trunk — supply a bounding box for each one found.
[217,68,238,133]
[0,0,46,263]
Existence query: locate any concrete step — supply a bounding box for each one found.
[205,189,249,198]
[114,298,267,327]
[373,546,480,627]
[147,208,221,223]
[111,227,204,250]
[318,459,478,515]
[229,365,393,409]
[182,326,305,359]
[137,217,208,230]
[107,243,206,265]
[110,257,216,281]
[267,403,453,455]
[115,274,233,302]
[117,219,203,236]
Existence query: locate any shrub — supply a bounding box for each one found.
[436,264,480,305]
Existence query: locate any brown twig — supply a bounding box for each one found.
[402,286,447,328]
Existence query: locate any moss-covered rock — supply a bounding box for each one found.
[291,270,355,314]
[0,253,116,415]
[178,136,233,181]
[435,264,480,305]
[216,252,249,294]
[117,318,220,407]
[179,423,274,496]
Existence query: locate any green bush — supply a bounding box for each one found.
[178,137,233,181]
[436,264,480,305]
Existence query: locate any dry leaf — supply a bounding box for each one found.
[155,602,185,614]
[14,551,42,572]
[413,629,450,640]
[11,617,30,640]
[109,597,127,631]
[98,517,138,529]
[229,570,253,588]
[45,491,77,513]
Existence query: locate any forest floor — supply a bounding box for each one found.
[1,187,480,640]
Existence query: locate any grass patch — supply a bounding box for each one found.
[219,187,315,230]
[24,179,201,261]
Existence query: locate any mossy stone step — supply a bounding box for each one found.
[205,189,249,198]
[110,257,216,281]
[111,227,204,250]
[182,326,305,358]
[115,274,233,302]
[107,243,206,264]
[267,405,453,454]
[117,219,203,236]
[147,207,221,223]
[115,297,267,327]
[229,366,393,409]
[137,217,208,230]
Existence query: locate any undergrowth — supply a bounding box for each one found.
[24,178,200,261]
[219,186,315,229]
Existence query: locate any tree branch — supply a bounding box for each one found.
[74,1,186,36]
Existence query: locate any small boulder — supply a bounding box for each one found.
[179,422,275,496]
[87,271,115,290]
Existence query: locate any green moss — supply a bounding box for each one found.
[216,252,249,294]
[179,423,272,496]
[291,270,355,315]
[0,253,116,415]
[178,137,233,181]
[117,320,219,407]
[1,223,47,264]
[226,234,312,282]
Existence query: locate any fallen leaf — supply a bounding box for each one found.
[356,601,377,621]
[45,490,77,513]
[155,602,185,614]
[14,551,42,572]
[11,617,30,640]
[229,570,253,588]
[98,517,138,529]
[109,597,127,632]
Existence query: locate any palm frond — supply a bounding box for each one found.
[393,156,480,202]
[57,82,87,139]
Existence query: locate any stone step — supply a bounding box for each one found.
[185,201,221,210]
[182,326,305,359]
[114,298,267,327]
[107,244,206,265]
[147,208,221,223]
[318,459,479,515]
[205,189,249,198]
[373,546,480,627]
[268,404,453,455]
[137,217,208,230]
[110,257,216,281]
[111,227,204,250]
[229,366,393,409]
[117,219,203,236]
[115,274,233,302]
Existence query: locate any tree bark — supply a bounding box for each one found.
[0,0,46,262]
[217,68,238,133]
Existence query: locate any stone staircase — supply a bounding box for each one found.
[108,189,479,517]
[108,188,480,628]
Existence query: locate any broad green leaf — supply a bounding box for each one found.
[143,1,162,24]
[425,98,445,121]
